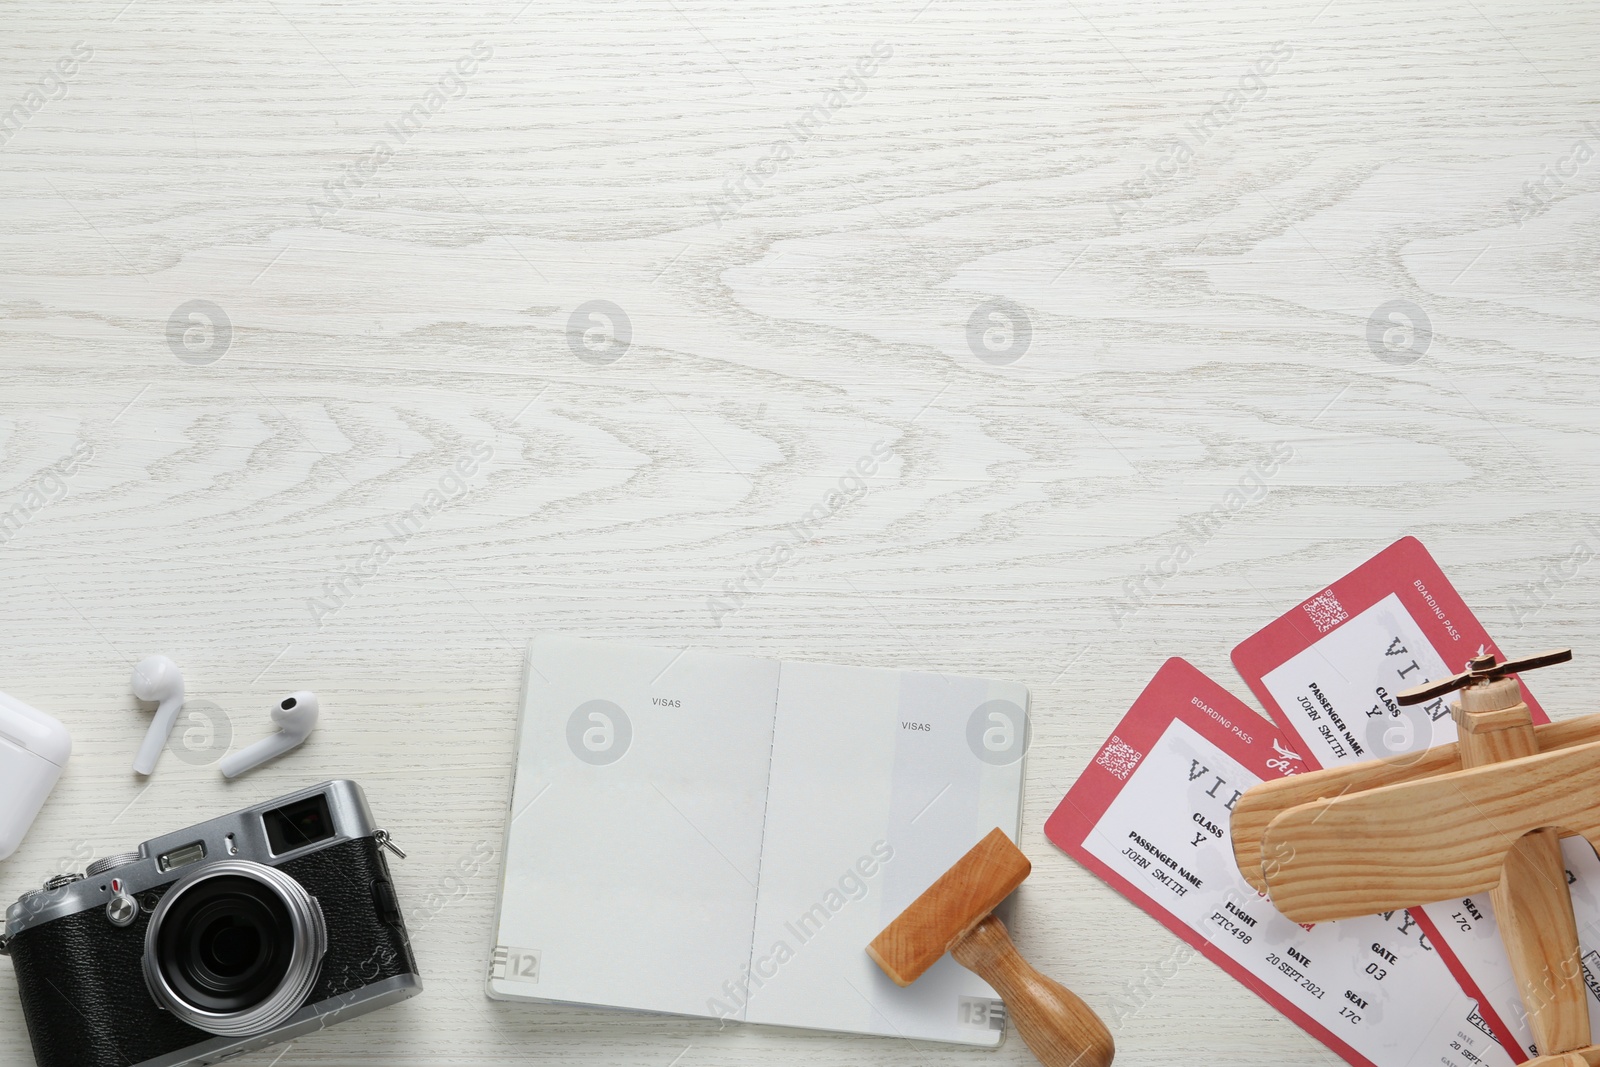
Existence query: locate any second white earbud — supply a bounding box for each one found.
[220,692,319,779]
[131,655,185,776]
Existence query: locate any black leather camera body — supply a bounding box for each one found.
[2,781,422,1067]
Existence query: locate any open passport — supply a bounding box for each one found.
[488,636,1028,1045]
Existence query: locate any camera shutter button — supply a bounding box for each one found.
[106,878,139,927]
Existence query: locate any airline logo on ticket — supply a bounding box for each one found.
[1046,657,1511,1067]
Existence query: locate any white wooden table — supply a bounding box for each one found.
[3,0,1597,1063]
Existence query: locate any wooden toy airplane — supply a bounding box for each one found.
[1231,647,1600,1066]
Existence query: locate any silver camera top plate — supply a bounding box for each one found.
[5,780,376,938]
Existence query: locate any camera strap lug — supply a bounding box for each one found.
[0,934,10,956]
[373,829,407,860]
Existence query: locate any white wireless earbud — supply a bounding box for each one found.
[131,655,185,776]
[219,692,319,779]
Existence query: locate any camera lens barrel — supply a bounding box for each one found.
[142,860,327,1037]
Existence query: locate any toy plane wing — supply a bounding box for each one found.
[1235,735,1600,923]
[1232,716,1600,896]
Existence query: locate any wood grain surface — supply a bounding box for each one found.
[2,0,1599,1064]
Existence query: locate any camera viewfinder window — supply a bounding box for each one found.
[263,794,334,855]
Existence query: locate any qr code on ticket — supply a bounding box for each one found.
[1302,589,1348,633]
[1095,735,1142,781]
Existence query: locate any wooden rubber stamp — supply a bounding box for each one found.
[1232,648,1600,1066]
[867,827,1115,1067]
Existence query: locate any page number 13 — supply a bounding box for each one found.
[959,996,1006,1031]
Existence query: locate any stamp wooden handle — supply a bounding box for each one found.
[950,915,1114,1067]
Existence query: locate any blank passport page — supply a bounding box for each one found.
[490,636,1027,1046]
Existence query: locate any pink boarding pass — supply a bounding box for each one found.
[1047,656,1512,1067]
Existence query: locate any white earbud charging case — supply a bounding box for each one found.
[0,691,71,861]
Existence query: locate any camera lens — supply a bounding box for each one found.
[159,876,290,1011]
[143,861,327,1038]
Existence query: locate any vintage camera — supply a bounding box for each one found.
[1,781,422,1067]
